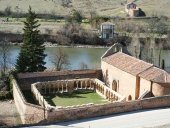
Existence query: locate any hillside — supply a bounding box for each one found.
[0,0,170,17]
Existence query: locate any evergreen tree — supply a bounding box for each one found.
[15,7,46,72]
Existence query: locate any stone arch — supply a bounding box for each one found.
[78,81,81,88]
[110,93,113,102]
[74,81,77,89]
[128,95,132,101]
[108,91,110,100]
[82,81,85,88]
[63,81,67,92]
[106,90,108,99]
[102,87,104,94]
[87,80,90,88]
[112,80,117,92]
[96,83,98,90]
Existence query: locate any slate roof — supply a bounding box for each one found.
[102,52,170,83]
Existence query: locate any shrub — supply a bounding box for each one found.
[57,23,104,45]
[67,9,83,23]
[0,91,12,100]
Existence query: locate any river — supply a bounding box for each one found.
[1,46,170,71]
[2,46,107,70]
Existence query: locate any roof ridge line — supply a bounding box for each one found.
[137,65,154,76]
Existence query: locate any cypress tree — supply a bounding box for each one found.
[15,7,46,72]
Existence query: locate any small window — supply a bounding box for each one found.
[112,80,117,92]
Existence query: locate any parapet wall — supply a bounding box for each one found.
[47,95,170,122]
[12,78,46,124]
[17,70,102,90]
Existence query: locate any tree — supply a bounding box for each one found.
[61,0,71,7]
[51,48,70,71]
[67,9,83,23]
[4,6,12,16]
[79,62,88,69]
[146,17,168,67]
[15,7,46,73]
[0,39,10,76]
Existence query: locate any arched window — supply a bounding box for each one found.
[128,95,132,101]
[112,80,117,92]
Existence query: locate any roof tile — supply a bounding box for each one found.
[102,52,153,75]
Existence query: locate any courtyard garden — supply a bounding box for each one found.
[44,90,108,107]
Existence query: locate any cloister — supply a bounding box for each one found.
[31,78,125,109]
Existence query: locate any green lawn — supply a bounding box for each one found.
[44,90,108,107]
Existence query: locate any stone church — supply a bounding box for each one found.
[101,44,170,100]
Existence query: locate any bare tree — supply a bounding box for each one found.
[145,17,168,67]
[86,0,97,23]
[0,39,10,76]
[61,0,71,7]
[79,62,88,69]
[51,48,70,71]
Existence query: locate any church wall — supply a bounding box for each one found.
[101,61,136,100]
[139,78,151,97]
[152,83,170,96]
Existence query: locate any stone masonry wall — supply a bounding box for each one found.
[47,95,170,122]
[12,78,46,124]
[101,61,137,100]
[17,70,102,90]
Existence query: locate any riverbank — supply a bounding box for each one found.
[44,42,110,49]
[10,42,110,49]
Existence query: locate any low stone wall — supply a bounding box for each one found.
[12,78,46,124]
[47,95,170,122]
[17,70,102,90]
[49,94,170,122]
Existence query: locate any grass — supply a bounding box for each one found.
[0,1,170,35]
[44,90,108,107]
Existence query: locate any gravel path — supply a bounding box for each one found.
[0,100,21,126]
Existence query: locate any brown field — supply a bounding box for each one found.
[0,0,169,17]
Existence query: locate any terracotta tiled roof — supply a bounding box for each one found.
[139,67,170,83]
[102,52,170,83]
[102,52,153,76]
[17,70,98,79]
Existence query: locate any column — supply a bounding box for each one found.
[76,81,78,89]
[44,84,47,94]
[81,81,83,89]
[85,81,87,89]
[61,82,64,93]
[49,84,51,94]
[57,82,60,92]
